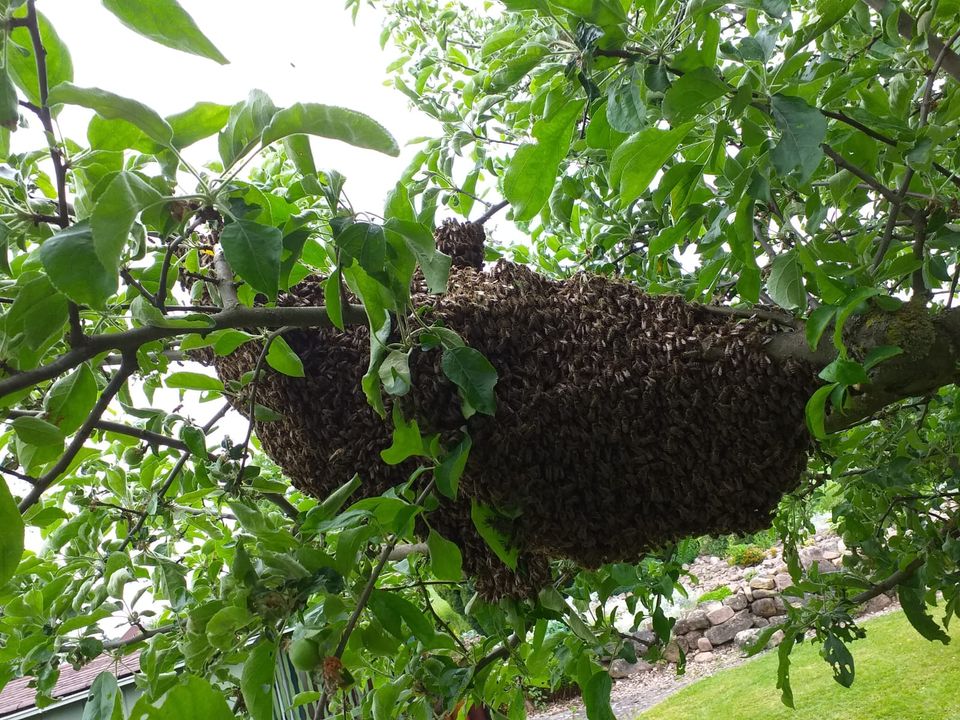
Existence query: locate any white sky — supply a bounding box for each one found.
[18,0,436,212]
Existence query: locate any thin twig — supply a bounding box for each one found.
[474,200,509,226]
[821,144,904,206]
[23,0,69,227]
[316,479,436,719]
[234,327,290,487]
[119,403,231,549]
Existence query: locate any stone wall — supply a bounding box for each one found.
[610,530,895,676]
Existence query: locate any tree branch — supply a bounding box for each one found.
[474,200,509,226]
[859,0,960,84]
[0,303,367,401]
[18,352,139,512]
[23,0,69,227]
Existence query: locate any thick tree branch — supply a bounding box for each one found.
[859,0,960,84]
[765,305,960,431]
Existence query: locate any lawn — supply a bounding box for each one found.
[638,610,960,720]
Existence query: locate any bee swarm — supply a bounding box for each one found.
[212,223,818,598]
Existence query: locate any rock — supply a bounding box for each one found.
[735,628,762,650]
[697,637,713,652]
[663,641,682,664]
[693,652,715,663]
[684,631,703,650]
[823,550,841,561]
[705,609,754,645]
[752,597,779,618]
[632,629,657,646]
[750,576,776,590]
[753,616,770,628]
[861,593,893,615]
[707,605,735,626]
[800,547,838,574]
[608,658,652,678]
[735,628,785,652]
[674,609,710,635]
[751,588,778,599]
[774,573,793,591]
[743,586,754,601]
[768,614,787,626]
[723,593,748,611]
[628,639,648,658]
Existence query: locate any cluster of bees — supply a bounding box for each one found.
[213,222,818,597]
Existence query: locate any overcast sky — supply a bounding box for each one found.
[17,0,434,211]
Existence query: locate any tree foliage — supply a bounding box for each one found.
[0,0,959,717]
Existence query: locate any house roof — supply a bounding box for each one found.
[0,631,142,718]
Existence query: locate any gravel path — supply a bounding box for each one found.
[528,646,749,720]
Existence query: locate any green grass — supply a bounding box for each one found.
[638,610,960,720]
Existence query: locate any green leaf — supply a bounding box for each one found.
[582,670,616,720]
[384,219,452,293]
[503,97,585,221]
[833,288,881,354]
[48,83,173,146]
[266,336,305,377]
[166,371,224,392]
[45,364,97,435]
[863,345,903,370]
[261,103,399,156]
[39,222,117,308]
[7,11,73,107]
[368,589,438,646]
[13,416,64,446]
[470,500,518,570]
[427,529,463,582]
[179,425,207,458]
[336,222,386,275]
[818,358,869,386]
[81,672,123,720]
[2,276,66,356]
[606,70,645,133]
[898,583,951,644]
[219,90,278,168]
[129,675,235,720]
[381,406,426,465]
[305,474,362,527]
[240,639,276,720]
[324,271,345,330]
[770,94,826,183]
[821,632,855,688]
[167,102,231,149]
[611,123,695,205]
[766,251,806,310]
[131,297,215,330]
[441,346,498,417]
[373,682,401,720]
[0,478,24,585]
[91,171,163,271]
[102,0,228,64]
[219,220,282,299]
[662,67,729,123]
[436,434,471,500]
[776,629,797,708]
[805,305,836,350]
[379,349,411,396]
[805,383,836,439]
